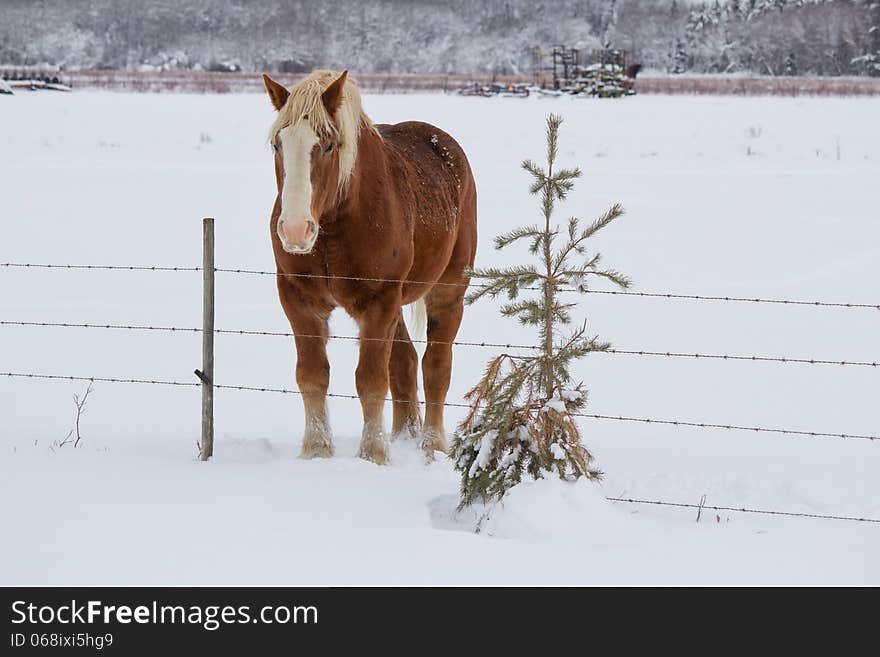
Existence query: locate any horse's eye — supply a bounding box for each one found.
[324,143,333,154]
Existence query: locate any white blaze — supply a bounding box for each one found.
[277,121,319,253]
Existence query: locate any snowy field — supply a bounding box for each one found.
[1,91,878,585]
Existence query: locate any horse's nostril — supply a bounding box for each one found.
[306,220,317,238]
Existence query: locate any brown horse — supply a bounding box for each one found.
[262,69,477,464]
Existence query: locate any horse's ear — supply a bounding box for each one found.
[262,74,289,111]
[321,70,348,116]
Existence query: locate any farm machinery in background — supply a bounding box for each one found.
[535,47,640,97]
[456,47,640,99]
[0,69,72,94]
[457,81,531,98]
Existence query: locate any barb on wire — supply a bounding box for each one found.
[3,262,877,309]
[2,320,877,367]
[606,496,880,524]
[2,371,877,441]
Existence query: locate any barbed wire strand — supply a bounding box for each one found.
[3,262,877,310]
[576,413,877,441]
[0,320,539,352]
[2,370,877,524]
[605,496,880,524]
[605,348,879,367]
[213,268,880,309]
[2,320,877,367]
[2,371,876,441]
[1,262,201,272]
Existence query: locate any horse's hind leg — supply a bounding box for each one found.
[421,284,465,456]
[389,311,422,440]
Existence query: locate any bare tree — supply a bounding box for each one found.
[57,382,93,448]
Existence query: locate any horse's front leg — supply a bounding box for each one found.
[278,281,333,458]
[355,291,401,465]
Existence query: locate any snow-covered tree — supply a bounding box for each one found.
[672,39,690,72]
[601,0,620,47]
[853,1,880,75]
[450,114,630,509]
[0,0,875,77]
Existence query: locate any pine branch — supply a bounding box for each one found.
[561,252,603,276]
[549,167,582,201]
[494,225,543,250]
[500,298,545,325]
[464,265,543,304]
[521,159,547,194]
[550,299,576,325]
[587,268,632,289]
[580,203,625,241]
[545,115,560,167]
[552,239,596,274]
[528,233,546,255]
[558,337,612,362]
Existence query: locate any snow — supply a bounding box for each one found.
[1,91,879,585]
[498,444,521,470]
[560,389,582,402]
[542,398,568,413]
[469,430,497,478]
[458,477,626,539]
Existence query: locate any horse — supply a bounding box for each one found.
[261,69,477,465]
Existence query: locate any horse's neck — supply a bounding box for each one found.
[336,127,387,218]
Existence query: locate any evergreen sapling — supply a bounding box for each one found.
[450,114,631,509]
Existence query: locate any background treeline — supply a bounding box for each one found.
[1,0,878,76]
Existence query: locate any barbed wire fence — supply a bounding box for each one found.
[3,370,877,442]
[5,260,880,309]
[2,228,879,525]
[4,368,879,524]
[2,320,878,367]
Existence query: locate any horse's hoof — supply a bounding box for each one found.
[358,441,390,465]
[421,428,448,455]
[391,421,421,443]
[300,441,334,459]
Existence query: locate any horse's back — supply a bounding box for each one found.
[375,120,477,293]
[377,121,475,197]
[377,120,475,226]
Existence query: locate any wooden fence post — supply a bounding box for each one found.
[198,217,215,460]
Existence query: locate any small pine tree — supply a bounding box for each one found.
[450,114,631,509]
[853,0,880,76]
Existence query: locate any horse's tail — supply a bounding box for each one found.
[409,298,427,340]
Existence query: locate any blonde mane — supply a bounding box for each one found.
[269,70,377,195]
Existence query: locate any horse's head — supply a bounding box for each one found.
[263,69,356,255]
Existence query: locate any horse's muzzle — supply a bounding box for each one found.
[278,218,318,254]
